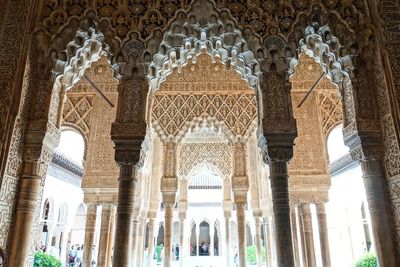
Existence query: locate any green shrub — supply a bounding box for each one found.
[33,252,62,267]
[354,252,377,267]
[246,245,266,264]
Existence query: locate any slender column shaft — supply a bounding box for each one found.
[301,203,316,267]
[136,219,146,267]
[291,206,300,267]
[113,165,136,267]
[83,203,97,266]
[147,218,155,267]
[65,232,72,265]
[106,205,116,267]
[269,161,294,267]
[263,218,273,267]
[316,203,331,267]
[131,220,140,266]
[235,195,247,267]
[210,225,214,256]
[8,162,45,266]
[224,214,231,266]
[179,218,185,267]
[254,217,263,267]
[298,206,307,267]
[196,225,200,256]
[361,160,397,267]
[98,204,112,267]
[163,203,174,267]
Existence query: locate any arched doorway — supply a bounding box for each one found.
[199,221,211,256]
[190,223,197,256]
[70,204,86,246]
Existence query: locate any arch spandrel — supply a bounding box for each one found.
[150,51,258,142]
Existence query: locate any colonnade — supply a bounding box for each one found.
[80,203,116,267]
[290,202,331,267]
[75,201,320,267]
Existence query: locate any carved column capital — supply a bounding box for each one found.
[233,192,247,207]
[231,176,249,192]
[161,177,178,193]
[261,134,296,164]
[224,210,232,218]
[253,210,262,219]
[178,211,186,220]
[162,192,176,208]
[113,139,143,166]
[147,211,157,220]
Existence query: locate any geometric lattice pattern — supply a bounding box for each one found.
[152,94,257,139]
[317,92,342,135]
[178,143,232,177]
[62,94,93,141]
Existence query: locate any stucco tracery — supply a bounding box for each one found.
[0,0,400,264]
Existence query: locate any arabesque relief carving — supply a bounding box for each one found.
[178,142,231,177]
[150,51,258,142]
[1,0,400,261]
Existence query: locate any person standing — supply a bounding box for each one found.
[175,244,179,260]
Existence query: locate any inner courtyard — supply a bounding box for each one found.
[0,1,399,267]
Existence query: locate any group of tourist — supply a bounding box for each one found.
[67,244,84,267]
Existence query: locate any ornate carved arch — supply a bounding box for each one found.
[149,50,258,142]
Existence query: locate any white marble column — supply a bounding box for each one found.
[231,142,249,267]
[136,218,146,267]
[234,193,247,267]
[97,203,112,267]
[147,215,156,267]
[298,205,307,267]
[316,202,331,267]
[196,224,200,256]
[291,205,300,267]
[263,217,273,267]
[106,205,116,267]
[224,212,231,266]
[179,216,185,267]
[254,214,263,267]
[131,219,140,266]
[163,195,175,267]
[83,203,97,266]
[160,142,178,267]
[301,203,316,267]
[210,223,215,256]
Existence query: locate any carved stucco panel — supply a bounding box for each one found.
[178,142,232,177]
[151,52,257,142]
[62,91,93,142]
[0,55,32,248]
[289,91,328,178]
[317,92,342,136]
[82,87,119,189]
